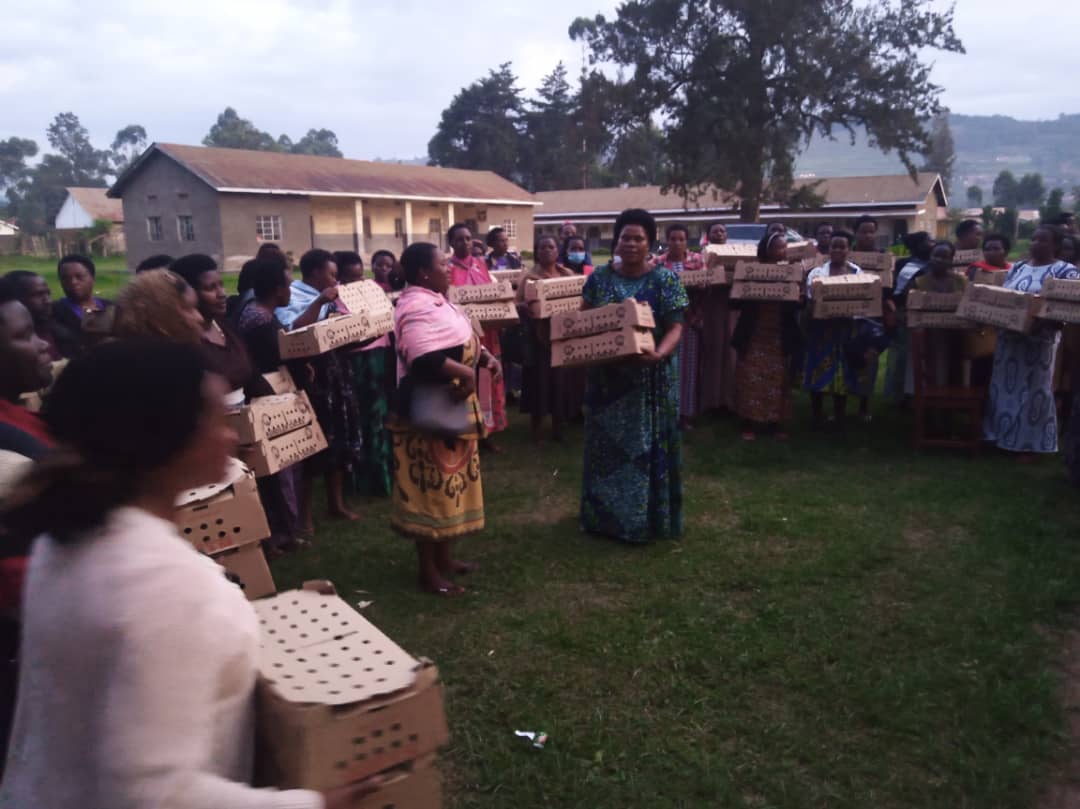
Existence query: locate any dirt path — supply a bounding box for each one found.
[1040,620,1080,808]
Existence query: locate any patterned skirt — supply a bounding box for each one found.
[733,304,792,425]
[984,331,1061,453]
[804,320,857,395]
[479,326,507,433]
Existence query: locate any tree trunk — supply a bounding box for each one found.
[739,169,764,222]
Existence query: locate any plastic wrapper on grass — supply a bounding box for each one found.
[514,730,549,750]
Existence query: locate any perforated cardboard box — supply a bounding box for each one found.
[702,243,757,268]
[551,325,655,367]
[214,541,276,600]
[240,422,329,478]
[1035,298,1080,325]
[174,458,270,554]
[522,275,587,302]
[848,251,896,273]
[252,588,450,791]
[337,280,395,319]
[550,300,655,341]
[677,265,726,288]
[812,296,884,319]
[1042,278,1080,302]
[354,756,441,809]
[956,285,1037,333]
[461,299,520,327]
[952,248,982,267]
[963,283,1033,309]
[448,281,514,305]
[906,290,965,312]
[489,269,525,289]
[527,296,584,319]
[969,269,1006,287]
[227,391,315,445]
[730,281,801,302]
[262,368,297,395]
[810,274,881,301]
[906,310,974,329]
[733,262,804,283]
[278,314,380,360]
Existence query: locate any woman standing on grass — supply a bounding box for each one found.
[580,209,687,544]
[911,242,969,392]
[448,223,507,450]
[803,231,863,429]
[730,232,802,441]
[391,242,498,596]
[699,222,737,413]
[885,231,935,404]
[516,236,577,443]
[966,233,1013,279]
[984,225,1080,459]
[658,223,705,430]
[52,254,114,349]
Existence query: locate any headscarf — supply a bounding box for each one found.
[114,270,201,345]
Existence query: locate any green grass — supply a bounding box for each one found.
[272,406,1080,809]
[0,255,242,299]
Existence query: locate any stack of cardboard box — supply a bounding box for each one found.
[677,263,727,289]
[702,243,756,284]
[231,371,328,479]
[906,290,971,329]
[523,275,586,319]
[174,457,276,599]
[253,585,449,809]
[952,248,982,270]
[279,281,394,360]
[956,283,1038,333]
[848,251,896,289]
[810,274,883,318]
[488,268,525,289]
[549,300,655,367]
[729,261,802,302]
[1035,277,1080,325]
[449,280,519,327]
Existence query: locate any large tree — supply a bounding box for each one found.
[1016,172,1047,208]
[521,63,583,191]
[46,112,110,186]
[203,107,280,151]
[0,137,38,202]
[290,129,343,158]
[427,63,525,183]
[993,170,1019,207]
[966,185,983,208]
[921,112,955,192]
[111,124,148,175]
[570,0,964,221]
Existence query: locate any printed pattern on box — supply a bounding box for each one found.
[1042,277,1080,302]
[551,325,655,367]
[952,248,982,267]
[489,269,525,288]
[812,296,884,319]
[227,391,314,445]
[1035,298,1080,325]
[955,286,1035,333]
[848,251,896,272]
[549,300,655,341]
[279,312,395,360]
[678,265,727,288]
[906,310,974,329]
[810,274,881,301]
[859,268,895,288]
[964,283,1035,310]
[462,299,520,326]
[523,275,587,302]
[240,422,329,477]
[527,296,584,319]
[733,262,804,283]
[906,290,964,312]
[174,458,271,554]
[730,281,801,302]
[448,281,515,304]
[337,280,395,316]
[969,269,1006,287]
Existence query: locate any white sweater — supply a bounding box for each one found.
[0,507,322,809]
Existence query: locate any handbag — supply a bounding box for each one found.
[408,381,474,439]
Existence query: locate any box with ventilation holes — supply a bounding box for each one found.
[174,458,270,555]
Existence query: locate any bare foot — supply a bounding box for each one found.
[418,577,466,597]
[329,508,360,522]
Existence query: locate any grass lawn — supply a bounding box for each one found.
[272,405,1080,809]
[0,255,243,299]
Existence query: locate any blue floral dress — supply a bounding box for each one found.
[984,260,1080,453]
[580,264,689,543]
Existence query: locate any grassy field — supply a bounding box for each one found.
[272,406,1080,809]
[0,255,243,299]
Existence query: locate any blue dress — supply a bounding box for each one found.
[984,260,1080,453]
[580,264,688,543]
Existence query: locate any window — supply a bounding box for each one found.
[256,215,282,241]
[146,194,158,205]
[177,215,195,241]
[428,218,442,236]
[177,192,189,201]
[502,219,517,239]
[146,216,163,241]
[393,218,404,238]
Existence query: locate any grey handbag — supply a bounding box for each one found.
[409,381,474,438]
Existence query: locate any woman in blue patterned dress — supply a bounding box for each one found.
[984,225,1080,457]
[580,209,689,543]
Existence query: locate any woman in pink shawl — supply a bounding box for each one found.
[447,223,507,451]
[390,242,501,596]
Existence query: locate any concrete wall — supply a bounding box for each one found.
[218,194,312,270]
[119,153,223,270]
[311,197,356,253]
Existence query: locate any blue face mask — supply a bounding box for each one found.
[567,251,587,264]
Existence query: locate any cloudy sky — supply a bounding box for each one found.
[1,0,1076,162]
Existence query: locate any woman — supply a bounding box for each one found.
[516,236,578,443]
[911,242,969,396]
[1061,235,1078,265]
[0,271,79,360]
[171,254,254,392]
[52,254,114,348]
[967,233,1013,279]
[333,251,365,285]
[391,242,498,595]
[113,269,204,344]
[850,216,884,421]
[371,250,397,291]
[447,223,507,447]
[580,209,688,543]
[0,340,370,808]
[563,236,594,276]
[657,223,705,429]
[804,231,863,428]
[730,232,801,440]
[485,227,522,270]
[698,221,738,412]
[885,231,935,404]
[984,226,1080,458]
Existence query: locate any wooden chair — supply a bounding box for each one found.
[910,327,987,451]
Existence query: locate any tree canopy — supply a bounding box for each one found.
[202,107,343,157]
[570,0,964,220]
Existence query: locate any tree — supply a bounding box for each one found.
[428,63,526,183]
[111,124,148,175]
[1016,172,1046,208]
[1040,188,1065,223]
[966,185,983,208]
[521,63,582,191]
[993,170,1019,207]
[46,112,109,185]
[0,137,38,200]
[203,107,280,151]
[920,112,955,192]
[570,0,963,221]
[607,121,671,186]
[290,129,343,158]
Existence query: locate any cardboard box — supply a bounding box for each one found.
[489,269,525,288]
[906,290,964,312]
[1035,298,1080,325]
[279,312,395,360]
[447,281,515,305]
[550,300,655,341]
[678,264,727,288]
[252,589,450,790]
[214,541,276,600]
[523,275,587,302]
[227,391,315,445]
[964,283,1035,310]
[527,296,584,319]
[955,285,1036,333]
[1042,277,1080,302]
[354,757,441,809]
[733,261,804,283]
[240,422,329,478]
[969,269,1006,287]
[551,325,655,367]
[790,242,821,261]
[337,280,395,316]
[952,248,982,267]
[461,299,520,327]
[175,458,271,554]
[262,368,297,395]
[730,281,801,302]
[812,296,884,319]
[906,310,974,329]
[849,251,896,272]
[810,274,881,301]
[703,244,758,268]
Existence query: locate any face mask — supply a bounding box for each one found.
[568,251,587,264]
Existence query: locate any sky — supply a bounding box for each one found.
[1,0,1077,163]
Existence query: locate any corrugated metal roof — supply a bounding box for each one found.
[534,173,946,218]
[109,143,538,205]
[65,187,124,223]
